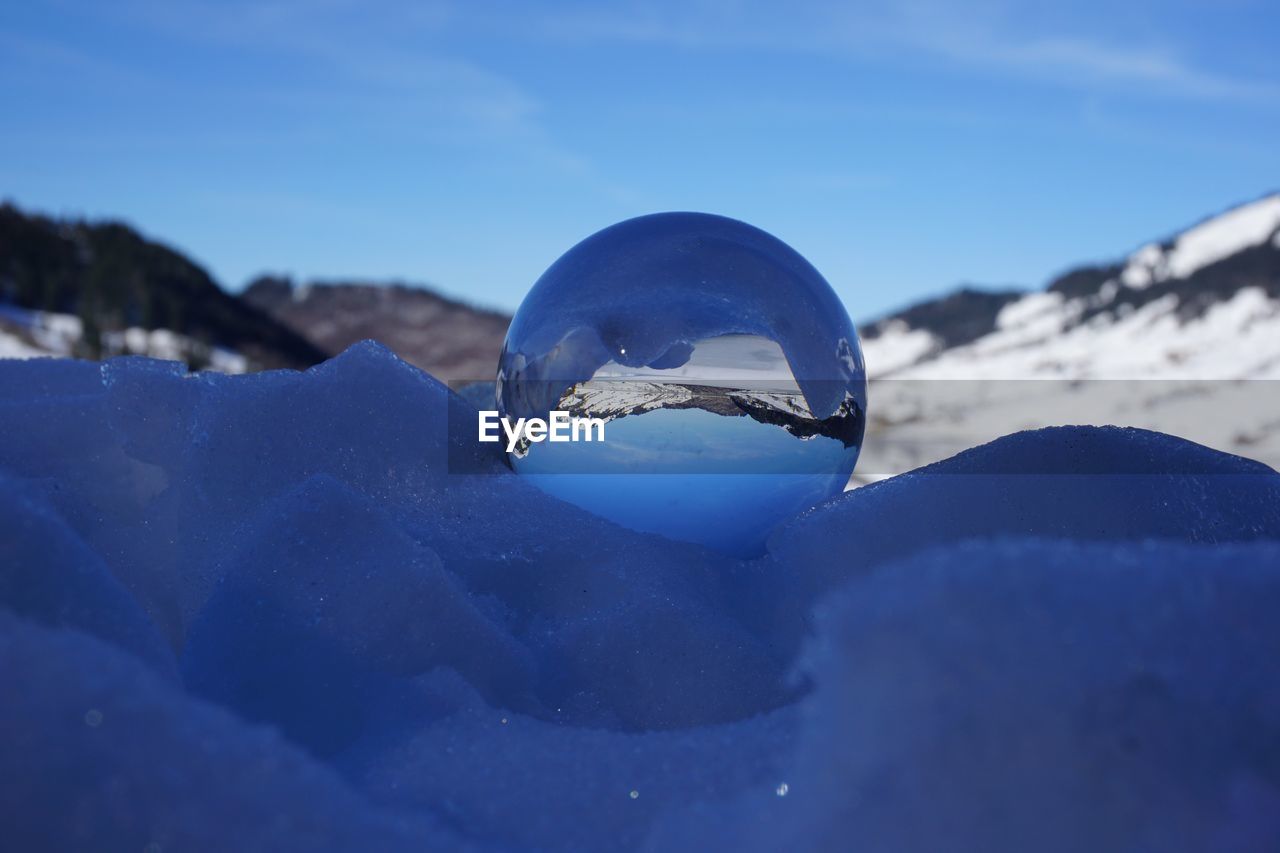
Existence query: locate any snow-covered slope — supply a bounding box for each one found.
[0,304,249,373]
[858,193,1280,481]
[864,193,1280,381]
[1123,193,1280,287]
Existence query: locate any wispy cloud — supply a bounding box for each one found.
[109,0,538,135]
[896,7,1280,102]
[530,0,1279,103]
[95,0,638,198]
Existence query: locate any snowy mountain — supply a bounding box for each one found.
[863,193,1280,380]
[857,193,1280,481]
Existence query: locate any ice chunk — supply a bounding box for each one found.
[0,355,103,400]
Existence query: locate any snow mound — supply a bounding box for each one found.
[2,344,1279,850]
[769,425,1280,609]
[648,539,1280,852]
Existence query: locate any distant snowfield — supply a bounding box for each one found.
[857,194,1280,484]
[1129,194,1280,286]
[0,328,47,359]
[0,306,248,374]
[871,286,1280,381]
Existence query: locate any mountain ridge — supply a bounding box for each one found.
[862,191,1280,379]
[241,276,511,382]
[0,202,327,370]
[5,193,1278,386]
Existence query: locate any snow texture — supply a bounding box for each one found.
[2,342,1279,851]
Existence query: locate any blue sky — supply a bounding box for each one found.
[1,1,1277,320]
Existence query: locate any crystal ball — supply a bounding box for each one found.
[497,212,866,556]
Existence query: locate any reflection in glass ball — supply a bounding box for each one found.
[497,212,866,556]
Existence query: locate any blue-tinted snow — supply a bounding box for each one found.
[1,343,1279,851]
[647,540,1280,853]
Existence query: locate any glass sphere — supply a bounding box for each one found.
[497,212,865,556]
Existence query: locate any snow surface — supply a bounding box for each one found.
[2,343,1279,850]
